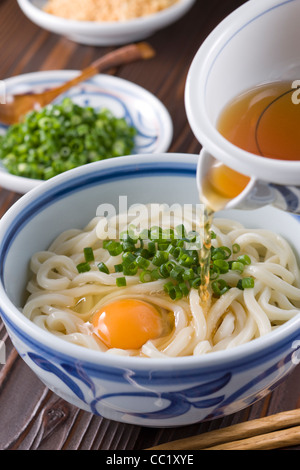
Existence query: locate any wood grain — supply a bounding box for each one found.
[0,0,299,451]
[0,42,155,124]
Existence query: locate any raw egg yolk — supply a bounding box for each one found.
[92,299,163,350]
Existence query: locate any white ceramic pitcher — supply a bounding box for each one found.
[185,0,300,213]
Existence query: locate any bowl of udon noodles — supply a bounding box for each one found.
[0,153,300,427]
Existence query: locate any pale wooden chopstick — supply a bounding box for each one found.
[204,425,300,450]
[147,409,300,450]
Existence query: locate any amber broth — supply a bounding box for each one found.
[199,81,300,303]
[204,81,300,206]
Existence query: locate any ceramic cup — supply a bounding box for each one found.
[185,0,300,213]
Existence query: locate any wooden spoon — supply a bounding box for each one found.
[0,42,155,126]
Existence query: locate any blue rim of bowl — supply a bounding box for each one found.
[0,154,299,371]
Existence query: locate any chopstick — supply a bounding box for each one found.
[203,425,300,450]
[147,409,300,451]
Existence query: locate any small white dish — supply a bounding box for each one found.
[0,70,173,194]
[17,0,196,46]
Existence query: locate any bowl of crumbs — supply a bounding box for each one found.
[17,0,196,45]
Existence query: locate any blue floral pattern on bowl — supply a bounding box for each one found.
[1,313,298,427]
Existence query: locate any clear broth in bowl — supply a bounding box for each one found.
[203,81,300,204]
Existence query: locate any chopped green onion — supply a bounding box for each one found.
[76,262,91,273]
[84,247,94,262]
[149,226,162,241]
[178,253,194,267]
[157,242,169,251]
[211,279,230,296]
[237,255,251,265]
[0,98,137,180]
[150,269,162,280]
[219,246,232,259]
[97,262,109,274]
[173,286,184,300]
[116,277,127,287]
[159,261,175,278]
[164,281,182,300]
[170,265,185,281]
[123,262,138,276]
[213,259,229,274]
[147,242,156,254]
[98,223,254,300]
[139,270,153,283]
[187,250,199,263]
[191,277,201,289]
[185,231,198,243]
[175,224,186,239]
[103,240,112,249]
[139,228,150,240]
[211,247,228,261]
[209,269,219,280]
[232,243,240,254]
[182,268,195,281]
[122,241,136,253]
[167,284,183,301]
[162,228,174,240]
[164,281,174,292]
[122,252,136,266]
[106,241,123,256]
[135,255,150,269]
[243,277,254,288]
[152,251,169,267]
[167,244,176,255]
[172,246,183,260]
[237,277,255,290]
[114,264,123,273]
[122,226,138,243]
[178,282,189,296]
[231,261,245,273]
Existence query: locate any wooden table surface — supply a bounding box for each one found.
[0,0,300,451]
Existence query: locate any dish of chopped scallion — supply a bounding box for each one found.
[0,98,137,180]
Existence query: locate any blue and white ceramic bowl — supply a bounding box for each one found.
[0,153,300,427]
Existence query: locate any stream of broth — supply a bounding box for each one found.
[199,206,213,304]
[198,80,300,304]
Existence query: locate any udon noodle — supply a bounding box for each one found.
[23,205,300,358]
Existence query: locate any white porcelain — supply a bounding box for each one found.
[0,153,300,427]
[0,70,173,194]
[17,0,196,45]
[185,0,300,213]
